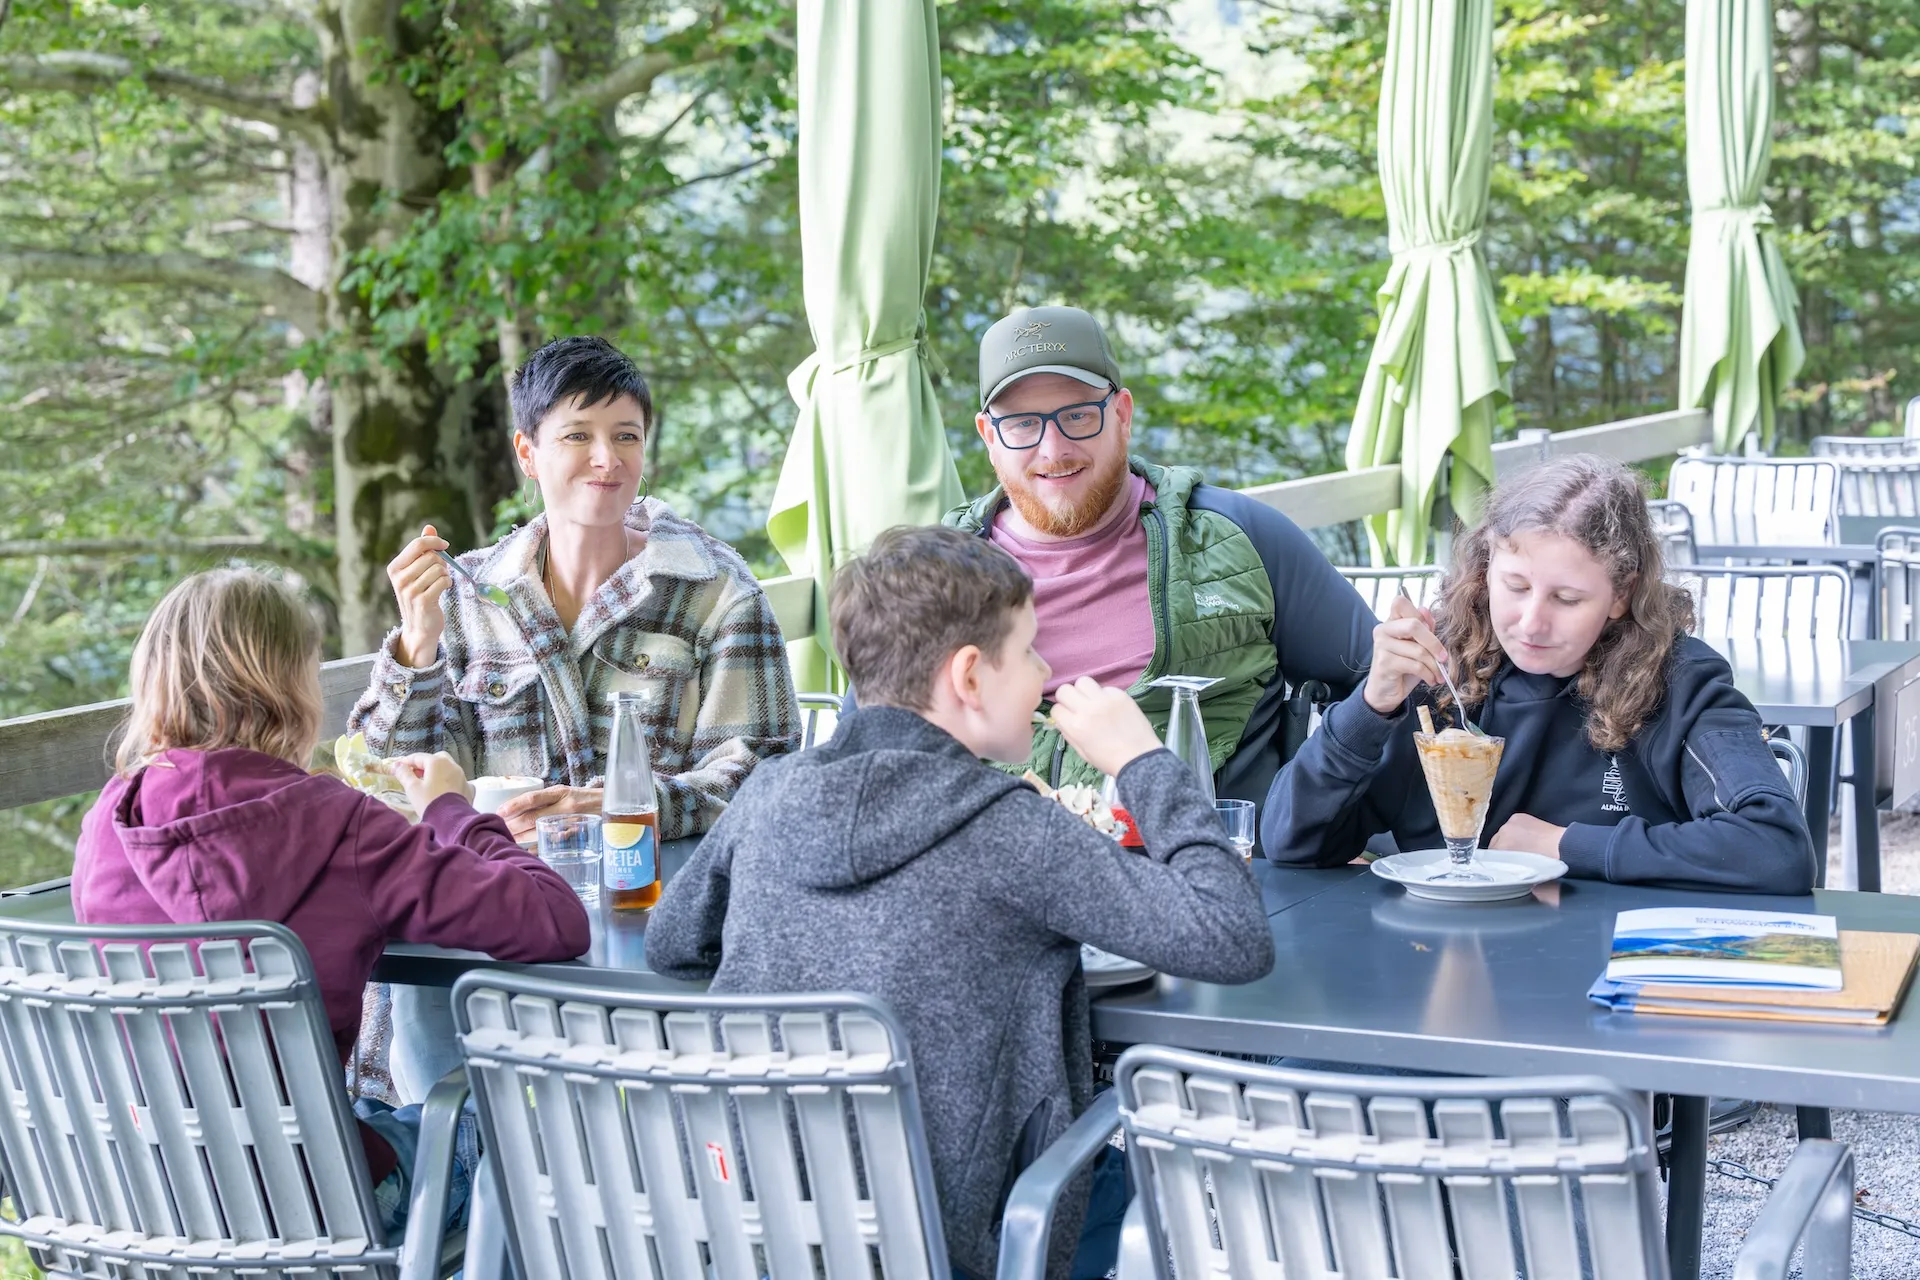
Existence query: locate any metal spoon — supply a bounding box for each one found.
[1396,586,1482,735]
[435,549,514,612]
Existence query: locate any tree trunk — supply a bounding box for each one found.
[317,0,496,653]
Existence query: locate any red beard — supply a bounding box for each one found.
[1001,452,1131,538]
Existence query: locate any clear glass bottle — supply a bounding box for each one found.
[1150,675,1223,804]
[602,691,661,910]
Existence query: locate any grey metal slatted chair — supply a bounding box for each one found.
[0,918,426,1279]
[1667,565,1853,640]
[1877,526,1920,641]
[797,690,844,748]
[1834,458,1920,518]
[1666,456,1838,548]
[1809,434,1920,459]
[998,1048,1854,1280]
[1335,566,1443,621]
[1769,735,1809,808]
[1646,499,1697,567]
[1907,395,1920,439]
[406,973,949,1280]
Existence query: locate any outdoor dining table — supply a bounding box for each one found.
[8,849,1919,1280]
[1706,634,1920,892]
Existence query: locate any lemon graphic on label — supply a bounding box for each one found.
[604,822,647,847]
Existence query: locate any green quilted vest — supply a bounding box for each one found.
[945,458,1277,788]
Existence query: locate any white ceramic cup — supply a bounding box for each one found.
[469,774,546,814]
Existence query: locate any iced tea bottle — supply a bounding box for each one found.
[603,690,662,910]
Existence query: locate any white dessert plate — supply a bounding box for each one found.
[1370,849,1567,903]
[1081,945,1156,990]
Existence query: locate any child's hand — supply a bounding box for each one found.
[1364,594,1450,716]
[388,752,473,812]
[1051,677,1164,778]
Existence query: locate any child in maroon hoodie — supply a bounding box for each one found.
[73,568,592,1233]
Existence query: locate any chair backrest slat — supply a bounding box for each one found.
[1504,1098,1583,1280]
[0,919,391,1279]
[1336,567,1443,621]
[1810,435,1920,459]
[1669,565,1852,640]
[1668,457,1837,547]
[1835,459,1920,517]
[1644,500,1697,568]
[1367,1097,1452,1280]
[1877,527,1920,641]
[1117,1049,1669,1280]
[454,976,948,1280]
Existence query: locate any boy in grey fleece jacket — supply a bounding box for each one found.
[646,526,1274,1280]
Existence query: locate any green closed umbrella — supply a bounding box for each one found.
[1346,0,1514,567]
[1678,0,1804,454]
[767,0,965,688]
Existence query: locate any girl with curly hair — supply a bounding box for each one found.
[1263,454,1814,893]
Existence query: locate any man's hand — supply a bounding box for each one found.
[387,752,472,813]
[1363,594,1451,717]
[1051,677,1165,778]
[1487,813,1566,856]
[497,785,604,842]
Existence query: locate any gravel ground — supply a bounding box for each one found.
[1694,813,1920,1276]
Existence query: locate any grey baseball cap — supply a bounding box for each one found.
[978,305,1123,409]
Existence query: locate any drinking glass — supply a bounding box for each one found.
[536,813,604,908]
[1213,798,1256,862]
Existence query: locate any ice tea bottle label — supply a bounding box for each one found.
[604,819,656,889]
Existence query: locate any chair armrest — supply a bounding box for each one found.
[397,1065,472,1280]
[995,1090,1122,1280]
[1734,1138,1854,1280]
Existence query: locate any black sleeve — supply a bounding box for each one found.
[1558,649,1816,894]
[1259,682,1412,866]
[1189,484,1376,693]
[1194,485,1377,807]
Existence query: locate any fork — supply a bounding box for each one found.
[436,549,514,611]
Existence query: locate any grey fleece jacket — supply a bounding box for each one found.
[645,706,1274,1279]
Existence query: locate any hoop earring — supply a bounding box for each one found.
[636,474,651,503]
[521,475,540,507]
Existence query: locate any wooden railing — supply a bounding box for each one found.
[0,408,1711,816]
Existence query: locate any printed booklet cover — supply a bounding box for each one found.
[1604,907,1843,990]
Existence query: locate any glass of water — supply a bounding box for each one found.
[1213,798,1256,862]
[536,813,603,908]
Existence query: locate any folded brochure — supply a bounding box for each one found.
[1604,907,1842,990]
[1589,930,1920,1026]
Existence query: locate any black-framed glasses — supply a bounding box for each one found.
[985,390,1116,450]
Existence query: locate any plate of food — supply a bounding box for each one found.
[1080,945,1156,990]
[332,733,417,820]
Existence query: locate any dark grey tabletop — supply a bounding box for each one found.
[1093,868,1920,1114]
[1703,636,1920,725]
[1695,513,1912,562]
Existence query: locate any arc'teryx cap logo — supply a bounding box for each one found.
[1011,320,1051,341]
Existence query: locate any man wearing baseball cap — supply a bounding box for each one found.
[945,305,1376,805]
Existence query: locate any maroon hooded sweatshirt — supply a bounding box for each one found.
[73,747,593,1181]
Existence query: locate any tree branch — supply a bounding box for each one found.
[0,51,330,147]
[0,247,323,334]
[552,44,722,116]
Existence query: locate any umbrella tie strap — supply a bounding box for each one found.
[828,319,949,381]
[1692,199,1776,229]
[1390,228,1482,257]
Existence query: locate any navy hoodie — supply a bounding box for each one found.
[645,707,1274,1279]
[1263,635,1816,894]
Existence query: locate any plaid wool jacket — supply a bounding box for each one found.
[348,500,801,839]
